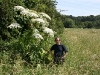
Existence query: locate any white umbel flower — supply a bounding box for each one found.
[28,12,38,18]
[31,18,45,24]
[8,23,22,29]
[34,29,39,33]
[14,6,25,11]
[43,27,54,37]
[20,9,38,18]
[39,12,51,20]
[20,9,29,16]
[28,10,39,18]
[33,33,43,39]
[21,9,38,18]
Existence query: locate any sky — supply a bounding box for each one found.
[56,0,100,16]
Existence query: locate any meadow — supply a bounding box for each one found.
[0,28,100,75]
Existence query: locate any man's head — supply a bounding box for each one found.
[55,37,61,45]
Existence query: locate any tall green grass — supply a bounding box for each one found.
[0,28,100,75]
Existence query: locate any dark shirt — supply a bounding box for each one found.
[50,44,68,57]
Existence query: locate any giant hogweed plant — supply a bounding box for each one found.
[7,6,55,64]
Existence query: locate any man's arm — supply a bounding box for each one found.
[62,45,68,58]
[50,45,55,58]
[62,52,68,58]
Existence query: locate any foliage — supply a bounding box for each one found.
[5,6,55,64]
[63,18,76,28]
[31,0,64,34]
[64,15,100,28]
[0,0,13,40]
[0,0,65,67]
[0,0,64,40]
[23,0,36,9]
[0,0,25,40]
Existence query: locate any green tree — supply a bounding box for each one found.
[87,22,94,28]
[64,18,76,28]
[0,0,25,40]
[0,0,14,40]
[23,0,36,9]
[95,20,100,28]
[66,15,100,29]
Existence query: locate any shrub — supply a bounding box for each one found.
[6,6,55,65]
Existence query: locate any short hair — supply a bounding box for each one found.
[55,37,60,41]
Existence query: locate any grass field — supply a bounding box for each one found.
[0,28,100,75]
[59,28,100,75]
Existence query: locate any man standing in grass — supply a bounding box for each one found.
[50,37,68,64]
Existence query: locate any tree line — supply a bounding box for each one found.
[62,15,100,28]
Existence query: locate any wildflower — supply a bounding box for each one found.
[20,9,29,16]
[20,9,39,18]
[39,12,51,20]
[28,10,39,18]
[14,6,38,18]
[7,23,22,29]
[33,33,43,39]
[42,20,49,27]
[21,9,38,18]
[43,27,54,37]
[14,6,25,11]
[28,12,38,18]
[31,18,45,24]
[33,29,39,33]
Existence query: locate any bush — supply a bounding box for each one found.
[4,6,56,65]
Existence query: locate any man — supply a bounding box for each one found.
[50,37,68,64]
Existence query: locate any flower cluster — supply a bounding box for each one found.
[8,23,21,29]
[31,18,45,24]
[33,33,43,39]
[34,29,39,33]
[14,6,25,11]
[43,27,54,37]
[39,12,51,20]
[20,9,39,18]
[32,29,43,40]
[10,6,55,40]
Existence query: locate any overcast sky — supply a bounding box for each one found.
[56,0,100,16]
